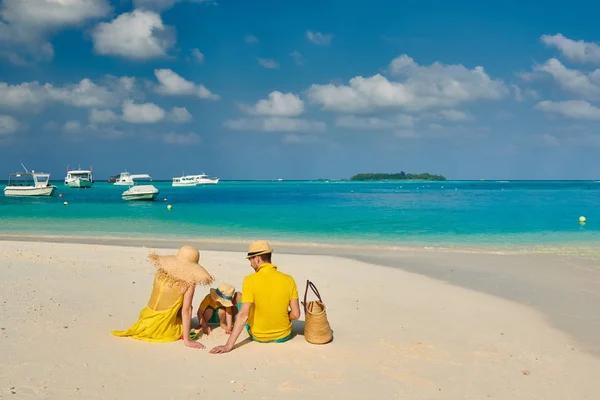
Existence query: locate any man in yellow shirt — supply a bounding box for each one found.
[210,240,301,354]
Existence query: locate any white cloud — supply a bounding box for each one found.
[511,84,540,102]
[541,34,600,64]
[243,91,304,117]
[535,100,600,120]
[60,121,126,139]
[2,0,110,27]
[258,58,279,69]
[191,48,204,63]
[0,78,124,109]
[50,79,119,107]
[307,54,507,113]
[162,132,201,145]
[92,10,175,59]
[244,34,258,44]
[534,58,600,99]
[517,72,540,82]
[225,117,325,132]
[0,0,111,63]
[133,0,215,11]
[290,50,303,66]
[168,106,192,123]
[122,100,166,123]
[335,114,414,130]
[395,130,419,139]
[439,109,471,122]
[154,69,219,99]
[0,115,19,135]
[64,120,83,132]
[89,108,119,124]
[536,133,561,147]
[306,30,333,45]
[283,133,322,144]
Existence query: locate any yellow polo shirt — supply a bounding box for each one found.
[241,263,299,342]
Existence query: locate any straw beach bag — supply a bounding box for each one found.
[302,280,333,344]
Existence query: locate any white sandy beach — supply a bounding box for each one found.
[1,240,600,399]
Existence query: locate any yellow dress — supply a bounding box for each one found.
[112,275,184,342]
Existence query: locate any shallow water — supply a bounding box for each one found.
[1,180,599,251]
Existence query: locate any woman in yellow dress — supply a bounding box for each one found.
[112,245,213,349]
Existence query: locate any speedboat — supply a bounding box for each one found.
[172,175,197,187]
[113,171,153,186]
[4,164,57,197]
[189,173,219,185]
[121,175,159,201]
[65,166,93,188]
[122,185,159,201]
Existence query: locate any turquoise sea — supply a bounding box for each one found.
[1,180,599,253]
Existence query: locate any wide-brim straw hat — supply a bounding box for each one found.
[210,283,236,307]
[246,240,273,259]
[148,245,214,287]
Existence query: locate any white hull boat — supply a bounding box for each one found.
[172,176,197,187]
[194,177,219,185]
[191,173,219,185]
[4,185,56,197]
[66,178,93,188]
[65,167,93,188]
[4,164,57,197]
[114,172,153,186]
[122,185,159,201]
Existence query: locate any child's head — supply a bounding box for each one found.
[210,283,235,307]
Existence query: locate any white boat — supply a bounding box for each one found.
[122,185,159,200]
[4,164,57,197]
[121,175,159,201]
[189,173,219,185]
[113,171,153,186]
[65,166,93,188]
[172,175,197,187]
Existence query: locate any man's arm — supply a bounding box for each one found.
[209,302,252,354]
[289,298,301,320]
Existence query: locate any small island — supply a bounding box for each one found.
[349,172,446,181]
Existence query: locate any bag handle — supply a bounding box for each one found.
[302,280,323,311]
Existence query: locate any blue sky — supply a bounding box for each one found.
[1,0,600,180]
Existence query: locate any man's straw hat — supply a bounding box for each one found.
[210,283,236,307]
[148,246,214,287]
[246,240,273,259]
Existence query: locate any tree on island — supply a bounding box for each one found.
[349,172,446,181]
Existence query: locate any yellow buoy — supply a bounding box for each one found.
[579,216,586,223]
[63,201,68,206]
[167,205,172,210]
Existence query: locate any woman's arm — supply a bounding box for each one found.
[182,286,205,349]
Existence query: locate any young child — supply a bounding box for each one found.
[197,283,240,335]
